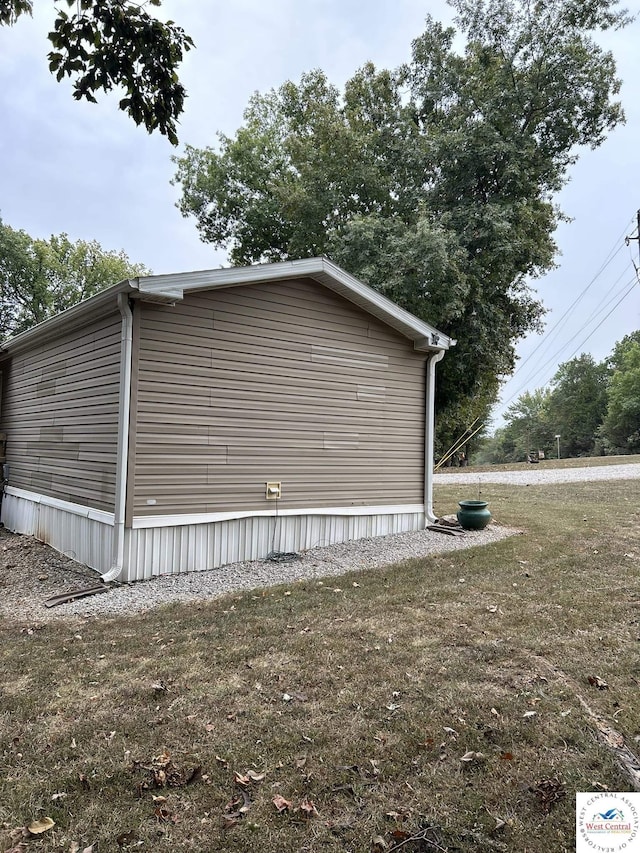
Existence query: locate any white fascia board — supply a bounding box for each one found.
[0,280,133,356]
[312,259,453,351]
[5,486,115,525]
[135,257,453,351]
[133,503,425,530]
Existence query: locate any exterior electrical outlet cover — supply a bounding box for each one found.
[266,482,281,500]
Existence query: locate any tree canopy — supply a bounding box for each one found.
[173,0,630,449]
[545,354,610,456]
[0,220,149,340]
[475,332,640,464]
[0,0,193,144]
[600,337,640,453]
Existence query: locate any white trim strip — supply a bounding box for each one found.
[4,486,115,525]
[132,504,425,530]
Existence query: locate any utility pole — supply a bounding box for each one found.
[626,210,640,277]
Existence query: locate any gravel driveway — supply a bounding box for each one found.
[434,461,640,486]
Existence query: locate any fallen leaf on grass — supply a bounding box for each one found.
[134,752,202,790]
[588,675,609,690]
[273,794,292,812]
[247,770,266,782]
[500,752,514,760]
[372,836,389,850]
[298,798,319,817]
[154,807,170,821]
[460,751,484,763]
[28,817,55,835]
[523,711,537,719]
[224,789,252,822]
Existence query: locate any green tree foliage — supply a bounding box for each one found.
[600,340,640,453]
[173,0,629,448]
[0,0,193,144]
[545,354,609,456]
[0,220,149,340]
[608,330,640,370]
[504,388,552,462]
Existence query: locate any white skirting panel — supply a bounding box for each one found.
[2,487,424,583]
[122,510,425,582]
[1,488,114,575]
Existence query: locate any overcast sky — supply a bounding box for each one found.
[1,1,639,429]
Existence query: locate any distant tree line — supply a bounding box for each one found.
[0,219,148,340]
[475,335,640,463]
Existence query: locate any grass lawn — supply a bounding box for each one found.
[2,476,640,852]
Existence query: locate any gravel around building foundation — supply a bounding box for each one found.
[4,462,637,624]
[0,521,519,623]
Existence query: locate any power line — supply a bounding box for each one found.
[510,216,634,380]
[561,276,638,363]
[500,272,637,409]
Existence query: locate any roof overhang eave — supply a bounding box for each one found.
[136,256,454,352]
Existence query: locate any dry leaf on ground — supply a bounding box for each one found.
[273,794,292,812]
[299,798,319,817]
[460,751,484,763]
[28,817,55,835]
[247,770,266,782]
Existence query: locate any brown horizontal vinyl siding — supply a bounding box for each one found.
[0,312,121,511]
[134,279,426,516]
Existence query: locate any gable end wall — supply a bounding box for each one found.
[133,278,427,517]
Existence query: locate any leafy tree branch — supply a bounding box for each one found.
[0,0,193,143]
